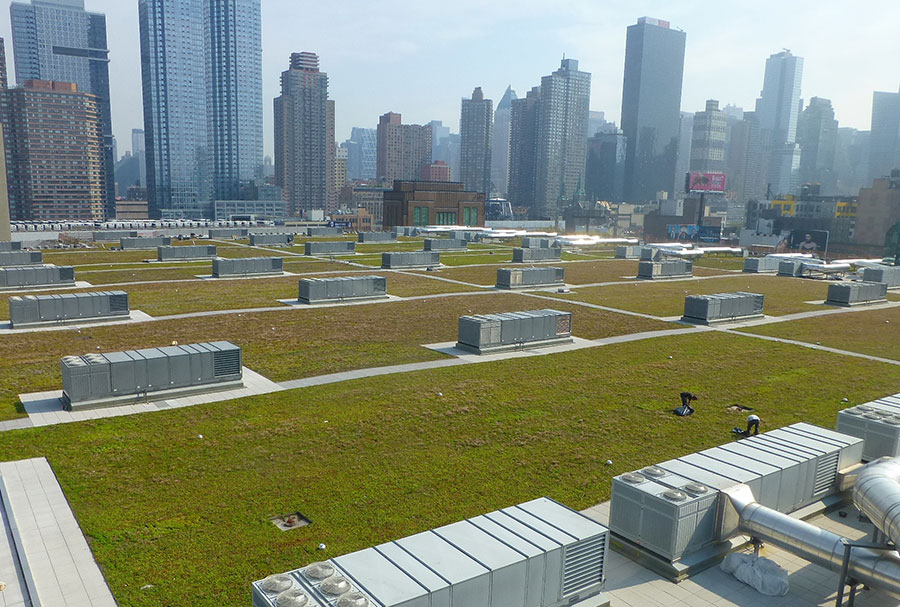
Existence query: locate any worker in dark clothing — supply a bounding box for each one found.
[733,414,761,437]
[675,392,698,416]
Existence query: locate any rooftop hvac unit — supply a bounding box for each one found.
[681,292,765,324]
[777,260,805,277]
[381,251,441,268]
[424,238,468,251]
[120,237,171,250]
[450,230,482,242]
[304,241,356,256]
[394,226,418,237]
[298,276,387,304]
[521,237,558,249]
[61,341,242,410]
[512,247,562,263]
[252,497,609,607]
[249,233,294,247]
[157,245,217,261]
[825,281,888,306]
[837,405,900,462]
[0,265,75,289]
[457,309,573,354]
[637,260,692,280]
[93,230,137,241]
[0,251,43,266]
[0,241,22,252]
[640,247,661,261]
[208,228,249,238]
[615,245,642,259]
[496,266,565,289]
[357,232,398,243]
[862,266,900,288]
[307,227,343,237]
[9,291,129,328]
[212,257,283,277]
[609,423,863,565]
[743,257,782,273]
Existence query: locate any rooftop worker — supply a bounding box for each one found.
[734,414,761,438]
[675,391,698,416]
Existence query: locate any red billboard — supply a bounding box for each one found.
[686,172,727,193]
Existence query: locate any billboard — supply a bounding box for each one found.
[685,172,727,193]
[789,230,829,256]
[667,224,722,243]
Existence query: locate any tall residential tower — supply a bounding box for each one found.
[459,87,493,195]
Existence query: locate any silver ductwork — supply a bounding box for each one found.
[853,457,900,548]
[720,482,900,597]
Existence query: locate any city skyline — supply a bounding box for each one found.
[1,1,896,157]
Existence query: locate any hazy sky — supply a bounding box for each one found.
[2,0,898,157]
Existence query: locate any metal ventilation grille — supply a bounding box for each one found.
[562,536,605,596]
[109,294,129,313]
[59,267,75,280]
[213,349,241,377]
[813,452,840,495]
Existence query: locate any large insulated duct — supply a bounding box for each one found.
[853,457,900,548]
[720,484,900,596]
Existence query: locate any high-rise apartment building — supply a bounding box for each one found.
[376,112,432,183]
[430,120,459,180]
[797,97,838,194]
[726,112,765,202]
[508,87,540,210]
[755,50,804,197]
[139,0,263,218]
[621,17,686,203]
[11,0,114,218]
[334,146,347,201]
[343,127,377,181]
[0,38,8,240]
[1,80,105,221]
[690,100,727,173]
[459,87,493,195]
[0,37,7,90]
[534,59,591,219]
[868,90,900,183]
[274,52,333,217]
[490,86,516,198]
[419,161,451,182]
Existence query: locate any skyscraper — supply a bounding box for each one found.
[534,58,591,218]
[690,100,727,173]
[835,127,869,195]
[1,80,106,221]
[274,52,332,217]
[459,87,493,195]
[343,127,377,181]
[726,112,766,202]
[508,87,540,211]
[0,38,8,240]
[585,129,626,203]
[755,50,804,196]
[10,0,114,218]
[868,90,900,183]
[376,112,432,184]
[490,86,516,198]
[139,0,263,218]
[621,17,686,203]
[673,112,693,193]
[430,120,459,180]
[797,97,838,193]
[132,129,146,188]
[0,37,7,90]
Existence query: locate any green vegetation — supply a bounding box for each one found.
[0,332,896,606]
[691,257,747,271]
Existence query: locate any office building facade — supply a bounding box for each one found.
[585,129,627,203]
[508,86,540,210]
[459,87,493,195]
[490,86,516,198]
[797,97,838,194]
[868,90,900,183]
[690,100,726,173]
[376,112,432,183]
[755,50,804,197]
[343,127,377,180]
[621,17,686,203]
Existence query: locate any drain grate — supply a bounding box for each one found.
[270,512,311,531]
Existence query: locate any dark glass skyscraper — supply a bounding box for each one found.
[10,0,114,218]
[868,90,900,183]
[139,0,262,218]
[755,50,803,196]
[620,16,686,203]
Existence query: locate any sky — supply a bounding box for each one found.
[2,0,898,157]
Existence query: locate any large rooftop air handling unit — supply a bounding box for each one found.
[208,228,249,239]
[457,309,573,354]
[381,251,440,269]
[637,260,692,280]
[681,292,764,324]
[496,267,565,289]
[862,266,900,288]
[93,231,137,241]
[60,341,243,411]
[307,227,343,237]
[522,237,558,249]
[305,241,356,256]
[609,423,863,571]
[837,394,900,461]
[0,241,22,252]
[212,257,283,277]
[9,291,129,328]
[298,276,387,304]
[357,232,398,243]
[0,265,75,289]
[743,257,782,273]
[157,245,217,261]
[252,497,610,607]
[513,247,562,262]
[777,260,805,277]
[250,233,294,247]
[120,237,171,250]
[0,251,42,266]
[825,281,888,306]
[615,245,642,259]
[424,238,467,252]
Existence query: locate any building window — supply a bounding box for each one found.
[436,212,457,225]
[413,206,429,226]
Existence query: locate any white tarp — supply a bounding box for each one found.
[720,552,790,596]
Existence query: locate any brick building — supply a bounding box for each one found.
[383,181,484,228]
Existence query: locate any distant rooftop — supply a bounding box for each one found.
[637,16,671,29]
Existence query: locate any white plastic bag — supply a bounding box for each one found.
[721,552,790,596]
